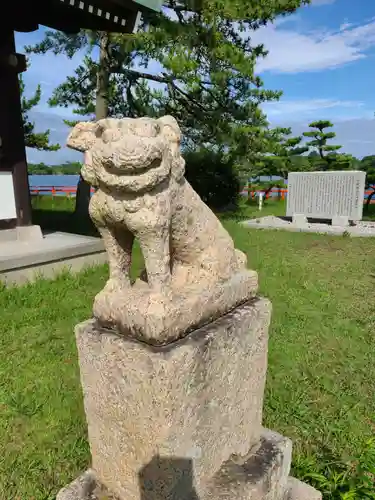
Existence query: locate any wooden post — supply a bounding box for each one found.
[0,29,32,226]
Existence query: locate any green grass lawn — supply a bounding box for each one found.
[0,197,374,498]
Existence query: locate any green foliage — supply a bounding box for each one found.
[28,162,81,175]
[257,128,309,182]
[272,129,309,177]
[25,0,310,165]
[5,195,375,497]
[293,439,375,499]
[359,155,375,208]
[361,156,375,187]
[302,120,353,170]
[19,75,60,152]
[184,148,240,209]
[250,179,286,191]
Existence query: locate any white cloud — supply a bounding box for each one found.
[253,18,375,73]
[15,28,93,118]
[26,110,81,165]
[310,0,336,5]
[286,118,375,158]
[26,108,375,164]
[263,98,364,118]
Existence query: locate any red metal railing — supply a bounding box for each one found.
[30,186,96,196]
[241,187,375,202]
[30,185,375,203]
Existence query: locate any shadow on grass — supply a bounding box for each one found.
[32,209,99,237]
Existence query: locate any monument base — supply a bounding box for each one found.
[0,224,43,243]
[58,298,321,500]
[74,299,272,499]
[57,430,321,500]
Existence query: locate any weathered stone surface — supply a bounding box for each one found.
[93,269,258,345]
[67,116,249,345]
[0,224,43,243]
[204,429,292,500]
[56,430,322,500]
[56,469,96,500]
[75,298,271,500]
[287,171,366,221]
[292,214,307,227]
[332,215,349,227]
[241,215,375,237]
[286,477,322,500]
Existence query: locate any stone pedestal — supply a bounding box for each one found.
[57,298,321,500]
[292,214,308,227]
[0,224,43,243]
[332,215,349,227]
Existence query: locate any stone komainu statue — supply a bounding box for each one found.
[67,116,257,345]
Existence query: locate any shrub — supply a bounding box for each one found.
[184,148,240,210]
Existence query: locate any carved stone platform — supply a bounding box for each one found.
[93,269,258,345]
[57,299,321,500]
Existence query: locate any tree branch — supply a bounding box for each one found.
[109,66,170,83]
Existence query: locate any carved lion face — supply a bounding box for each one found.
[67,116,184,193]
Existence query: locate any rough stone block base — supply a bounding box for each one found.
[57,299,321,500]
[74,298,271,500]
[57,430,322,500]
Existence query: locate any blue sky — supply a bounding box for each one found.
[16,0,375,164]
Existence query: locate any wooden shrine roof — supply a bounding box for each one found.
[6,0,162,33]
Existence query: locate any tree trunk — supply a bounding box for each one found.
[264,184,274,199]
[365,188,375,210]
[74,174,92,217]
[95,32,110,121]
[74,32,109,216]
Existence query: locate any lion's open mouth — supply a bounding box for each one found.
[103,158,163,177]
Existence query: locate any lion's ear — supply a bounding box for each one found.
[157,116,181,143]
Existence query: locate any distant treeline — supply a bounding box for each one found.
[29,153,375,177]
[279,151,375,173]
[28,162,82,175]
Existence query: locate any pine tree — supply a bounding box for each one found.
[20,75,60,152]
[302,120,352,170]
[25,0,310,210]
[271,128,309,179]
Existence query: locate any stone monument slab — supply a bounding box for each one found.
[286,171,366,221]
